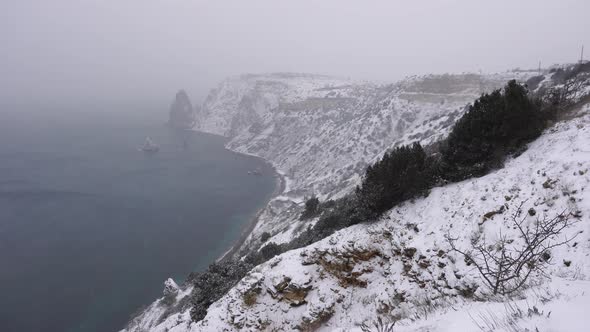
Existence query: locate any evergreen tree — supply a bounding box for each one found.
[442,80,542,180]
[300,196,320,220]
[356,142,433,218]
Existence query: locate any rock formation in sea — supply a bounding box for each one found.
[168,90,197,129]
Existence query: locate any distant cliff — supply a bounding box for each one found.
[168,90,197,129]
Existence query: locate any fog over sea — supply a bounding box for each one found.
[0,104,277,332]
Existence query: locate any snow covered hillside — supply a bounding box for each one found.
[196,71,537,254]
[126,101,590,332]
[121,65,590,331]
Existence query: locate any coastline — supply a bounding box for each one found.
[217,160,286,262]
[186,128,287,262]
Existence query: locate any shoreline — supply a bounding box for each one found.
[217,160,286,262]
[187,127,288,262]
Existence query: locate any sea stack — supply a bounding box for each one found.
[168,90,197,129]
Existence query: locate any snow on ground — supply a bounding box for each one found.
[342,279,590,332]
[207,71,536,255]
[127,101,590,331]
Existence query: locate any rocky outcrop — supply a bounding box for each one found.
[168,90,197,129]
[163,278,179,297]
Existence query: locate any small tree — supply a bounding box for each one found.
[260,231,271,243]
[260,242,283,260]
[447,202,578,295]
[300,196,320,220]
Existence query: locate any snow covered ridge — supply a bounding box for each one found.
[125,104,590,332]
[196,71,538,255]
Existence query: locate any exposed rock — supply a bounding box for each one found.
[168,90,197,129]
[403,247,417,258]
[543,178,557,189]
[303,247,382,288]
[269,276,312,306]
[163,278,179,296]
[296,304,335,331]
[482,205,506,222]
[418,259,431,269]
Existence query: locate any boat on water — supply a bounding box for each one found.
[247,168,262,176]
[140,137,159,153]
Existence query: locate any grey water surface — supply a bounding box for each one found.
[0,106,276,332]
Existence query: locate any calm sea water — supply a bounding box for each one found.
[0,105,276,332]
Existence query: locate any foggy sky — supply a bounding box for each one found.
[1,0,589,106]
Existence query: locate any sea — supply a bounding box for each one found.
[0,103,277,332]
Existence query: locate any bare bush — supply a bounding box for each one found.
[447,202,578,295]
[469,301,546,332]
[360,317,396,332]
[541,70,590,112]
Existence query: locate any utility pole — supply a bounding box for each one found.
[478,69,483,93]
[538,61,541,74]
[581,45,585,63]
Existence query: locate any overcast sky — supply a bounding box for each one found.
[1,0,589,106]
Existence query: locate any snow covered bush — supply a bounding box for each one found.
[447,202,579,295]
[189,260,254,322]
[540,63,590,115]
[259,242,284,261]
[360,317,396,332]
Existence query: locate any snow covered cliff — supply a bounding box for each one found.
[123,67,590,331]
[196,71,537,255]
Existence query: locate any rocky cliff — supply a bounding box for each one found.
[168,90,197,129]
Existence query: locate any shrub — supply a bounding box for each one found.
[355,142,435,218]
[242,289,258,306]
[189,259,253,322]
[447,202,578,295]
[260,242,283,261]
[540,64,590,115]
[300,196,321,220]
[311,196,363,239]
[442,80,543,180]
[260,231,271,243]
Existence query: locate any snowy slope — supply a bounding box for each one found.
[125,102,590,332]
[120,68,590,332]
[195,71,538,255]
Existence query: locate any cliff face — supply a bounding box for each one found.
[168,90,197,129]
[195,71,536,254]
